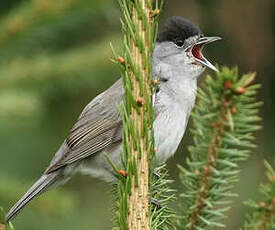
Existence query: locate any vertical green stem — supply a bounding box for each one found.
[117,0,160,229]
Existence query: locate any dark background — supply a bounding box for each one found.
[0,0,274,229]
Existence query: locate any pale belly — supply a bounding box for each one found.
[153,108,188,164]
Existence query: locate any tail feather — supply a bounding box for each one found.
[6,173,59,222]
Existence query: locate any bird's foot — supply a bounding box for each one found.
[150,197,162,210]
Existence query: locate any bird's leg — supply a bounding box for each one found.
[153,171,160,179]
[150,170,162,209]
[150,197,162,210]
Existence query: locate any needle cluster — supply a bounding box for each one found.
[177,67,262,229]
[241,161,275,230]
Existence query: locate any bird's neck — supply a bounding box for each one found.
[154,62,199,106]
[163,76,197,105]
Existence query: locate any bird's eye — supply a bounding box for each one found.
[174,39,184,48]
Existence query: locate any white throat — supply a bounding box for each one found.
[152,63,200,164]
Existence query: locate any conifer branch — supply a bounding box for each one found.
[150,165,176,230]
[127,4,151,228]
[241,161,275,230]
[114,0,160,229]
[0,0,83,46]
[0,35,121,89]
[178,67,262,229]
[0,0,114,60]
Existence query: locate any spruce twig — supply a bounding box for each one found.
[178,67,262,229]
[241,161,275,230]
[114,0,160,229]
[0,0,82,46]
[150,165,176,230]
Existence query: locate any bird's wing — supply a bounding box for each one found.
[45,78,124,173]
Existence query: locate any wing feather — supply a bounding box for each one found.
[46,79,124,173]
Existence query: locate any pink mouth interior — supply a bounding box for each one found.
[192,45,203,60]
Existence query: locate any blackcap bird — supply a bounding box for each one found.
[6,16,221,221]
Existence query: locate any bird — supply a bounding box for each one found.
[6,16,221,222]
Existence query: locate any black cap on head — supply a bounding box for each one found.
[157,16,202,43]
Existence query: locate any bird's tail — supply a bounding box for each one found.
[6,172,60,222]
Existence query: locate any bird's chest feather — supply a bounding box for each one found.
[152,78,197,164]
[154,108,187,163]
[153,96,193,164]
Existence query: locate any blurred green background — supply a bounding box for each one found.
[0,0,273,229]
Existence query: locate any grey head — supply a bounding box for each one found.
[153,16,221,80]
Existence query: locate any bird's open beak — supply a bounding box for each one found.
[190,36,221,72]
